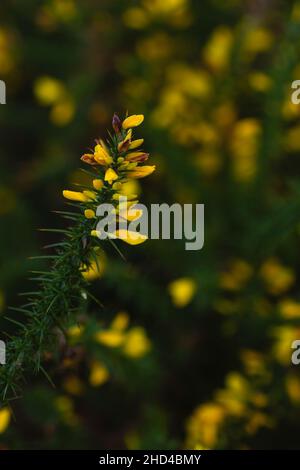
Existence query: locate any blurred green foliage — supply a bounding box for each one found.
[1,0,300,450]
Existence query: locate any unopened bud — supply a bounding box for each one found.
[112,113,122,134]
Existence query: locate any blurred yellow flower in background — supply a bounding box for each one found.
[203,26,233,72]
[279,299,300,319]
[168,277,197,308]
[123,327,151,358]
[186,403,226,448]
[230,119,261,182]
[81,249,106,281]
[220,259,253,291]
[0,408,10,434]
[272,326,300,365]
[89,361,110,387]
[63,376,85,396]
[286,373,300,405]
[260,258,295,295]
[34,76,66,105]
[55,396,78,426]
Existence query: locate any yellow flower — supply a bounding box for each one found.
[240,349,266,376]
[220,259,253,291]
[186,403,225,448]
[118,129,132,152]
[50,98,75,126]
[123,7,149,29]
[119,206,143,222]
[89,361,110,387]
[91,230,101,237]
[272,326,300,365]
[111,311,130,331]
[81,260,105,281]
[215,372,250,417]
[279,299,300,318]
[104,168,118,184]
[230,119,261,182]
[168,277,197,308]
[55,396,78,426]
[125,151,149,163]
[34,76,65,105]
[62,190,89,202]
[243,27,273,55]
[245,412,273,435]
[82,190,97,201]
[81,249,106,281]
[203,26,233,71]
[123,327,151,358]
[114,229,147,245]
[127,165,156,179]
[63,376,84,396]
[67,324,84,339]
[129,138,144,149]
[84,209,95,219]
[94,330,125,347]
[94,143,113,166]
[260,258,295,295]
[93,179,104,190]
[248,72,272,92]
[122,114,144,129]
[0,407,10,434]
[286,373,300,404]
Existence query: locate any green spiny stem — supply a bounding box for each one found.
[0,215,95,403]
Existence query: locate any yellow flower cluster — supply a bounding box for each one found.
[186,370,272,449]
[65,312,151,390]
[94,311,151,359]
[62,113,155,246]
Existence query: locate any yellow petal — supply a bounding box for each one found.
[0,408,10,434]
[127,165,156,179]
[63,190,88,202]
[123,327,151,358]
[111,312,130,331]
[67,324,84,339]
[84,209,95,219]
[91,230,101,237]
[114,229,147,245]
[93,179,104,190]
[94,144,113,165]
[119,206,143,222]
[129,138,144,150]
[168,278,197,308]
[83,190,97,201]
[94,330,125,347]
[122,114,144,129]
[63,376,84,396]
[104,168,118,184]
[89,361,109,387]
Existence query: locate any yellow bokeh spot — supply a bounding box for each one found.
[111,312,130,331]
[286,374,300,404]
[203,26,233,72]
[123,327,151,358]
[220,259,253,291]
[34,76,65,105]
[279,299,300,319]
[168,277,197,308]
[94,329,125,348]
[50,98,75,126]
[260,258,295,295]
[63,376,84,396]
[89,361,110,387]
[0,408,10,434]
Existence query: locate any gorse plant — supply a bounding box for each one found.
[0,113,155,402]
